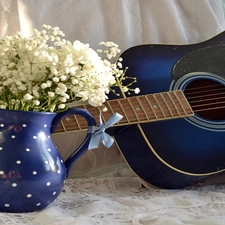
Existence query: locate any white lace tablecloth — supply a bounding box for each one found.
[1,176,225,225]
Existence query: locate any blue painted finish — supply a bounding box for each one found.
[0,108,96,212]
[114,32,225,189]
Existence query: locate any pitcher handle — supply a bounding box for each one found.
[51,107,97,178]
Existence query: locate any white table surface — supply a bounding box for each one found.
[1,175,225,225]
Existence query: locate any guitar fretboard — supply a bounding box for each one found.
[55,90,194,133]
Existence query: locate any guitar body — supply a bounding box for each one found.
[113,32,225,189]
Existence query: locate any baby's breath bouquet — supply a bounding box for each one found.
[0,25,139,112]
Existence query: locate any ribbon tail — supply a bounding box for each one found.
[88,133,101,150]
[101,132,115,148]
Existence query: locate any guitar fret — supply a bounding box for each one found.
[82,104,99,121]
[173,91,188,116]
[60,121,66,132]
[59,115,81,132]
[128,97,149,121]
[160,93,173,117]
[136,97,150,120]
[146,95,164,119]
[82,104,87,111]
[139,96,163,120]
[106,100,130,124]
[144,95,158,119]
[103,101,116,123]
[174,90,194,115]
[168,92,183,116]
[127,98,141,122]
[158,92,182,118]
[118,99,130,123]
[55,121,66,133]
[153,94,166,118]
[117,99,138,123]
[82,104,101,125]
[166,92,181,116]
[55,90,194,133]
[73,115,81,130]
[104,101,114,115]
[74,106,90,130]
[100,101,119,122]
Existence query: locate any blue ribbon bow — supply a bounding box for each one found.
[88,112,123,150]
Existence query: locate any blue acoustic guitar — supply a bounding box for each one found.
[56,32,225,189]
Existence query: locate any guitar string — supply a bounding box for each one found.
[57,93,225,129]
[57,102,225,132]
[56,84,225,132]
[56,95,191,132]
[184,83,225,113]
[183,83,223,94]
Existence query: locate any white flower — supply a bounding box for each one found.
[134,88,140,94]
[41,83,48,89]
[57,83,67,92]
[0,24,138,112]
[51,67,58,75]
[0,105,6,109]
[55,88,63,95]
[48,92,55,97]
[122,87,128,92]
[60,97,67,102]
[60,75,67,81]
[46,80,52,87]
[33,100,40,105]
[58,104,65,109]
[32,90,40,98]
[52,77,60,83]
[23,94,33,101]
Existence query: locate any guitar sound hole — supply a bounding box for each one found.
[184,79,225,120]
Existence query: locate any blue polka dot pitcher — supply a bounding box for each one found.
[0,107,96,212]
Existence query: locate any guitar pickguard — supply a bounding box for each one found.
[173,45,225,81]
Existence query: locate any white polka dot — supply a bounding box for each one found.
[44,161,48,164]
[48,135,50,138]
[47,148,51,152]
[0,171,4,175]
[0,124,4,127]
[0,147,3,150]
[36,203,41,206]
[16,160,21,164]
[33,136,37,139]
[46,182,51,186]
[27,194,32,198]
[44,124,47,127]
[53,192,56,195]
[22,124,26,127]
[4,204,10,207]
[61,159,63,163]
[11,135,16,139]
[26,148,30,152]
[12,183,17,187]
[57,170,60,174]
[33,171,37,175]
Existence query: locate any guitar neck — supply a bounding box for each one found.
[55,90,194,133]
